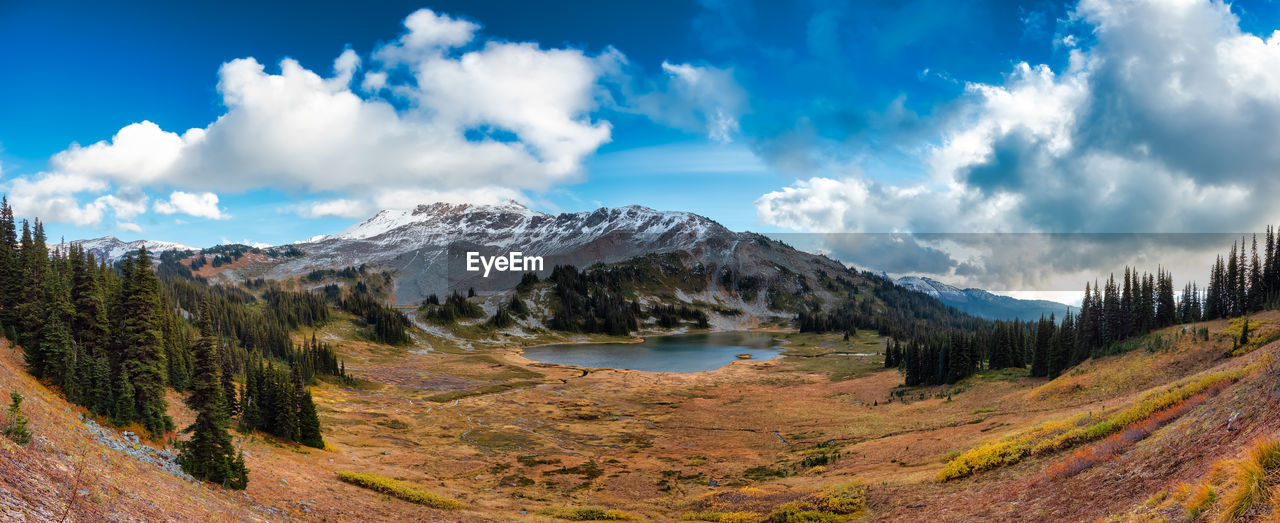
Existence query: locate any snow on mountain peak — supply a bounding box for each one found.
[53,236,196,262]
[330,200,546,241]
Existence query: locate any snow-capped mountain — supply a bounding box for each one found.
[257,200,816,304]
[52,236,196,263]
[896,276,968,302]
[895,275,1073,322]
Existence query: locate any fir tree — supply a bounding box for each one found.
[39,270,77,401]
[3,391,31,445]
[0,198,19,332]
[297,391,324,449]
[112,367,135,426]
[179,301,248,489]
[122,249,172,437]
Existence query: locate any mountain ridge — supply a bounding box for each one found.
[895,275,1074,321]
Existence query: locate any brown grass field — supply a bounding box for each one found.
[3,311,1280,521]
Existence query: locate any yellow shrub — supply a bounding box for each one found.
[335,471,462,509]
[542,506,635,521]
[682,511,762,523]
[817,480,868,515]
[940,363,1257,481]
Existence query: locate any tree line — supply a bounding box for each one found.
[0,199,342,489]
[874,230,1280,387]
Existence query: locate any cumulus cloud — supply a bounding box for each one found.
[154,191,227,220]
[762,0,1280,235]
[756,0,1280,288]
[9,8,630,226]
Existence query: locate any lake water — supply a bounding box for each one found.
[522,332,784,373]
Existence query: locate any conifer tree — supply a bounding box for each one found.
[16,220,48,350]
[122,249,172,437]
[40,269,77,400]
[297,390,324,449]
[112,367,135,426]
[3,391,31,445]
[0,198,19,332]
[222,356,239,420]
[90,352,113,416]
[179,301,248,489]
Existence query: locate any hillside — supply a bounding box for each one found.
[4,297,1279,520]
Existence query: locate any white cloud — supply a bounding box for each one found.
[117,221,142,233]
[371,186,524,210]
[397,9,478,51]
[154,191,227,220]
[758,0,1280,238]
[295,198,371,219]
[10,7,623,225]
[613,61,747,143]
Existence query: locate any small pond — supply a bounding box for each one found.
[522,332,783,373]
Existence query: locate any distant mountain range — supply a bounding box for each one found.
[53,236,195,262]
[895,275,1073,322]
[62,202,1071,323]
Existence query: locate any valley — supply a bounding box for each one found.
[6,304,1278,521]
[4,203,1280,521]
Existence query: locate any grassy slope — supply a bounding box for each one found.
[6,303,1280,521]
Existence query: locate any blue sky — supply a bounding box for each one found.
[5,1,1280,294]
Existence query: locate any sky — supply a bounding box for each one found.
[4,0,1280,300]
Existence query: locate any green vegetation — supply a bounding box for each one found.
[419,290,484,325]
[2,390,31,445]
[335,284,410,344]
[178,301,248,489]
[237,354,325,448]
[335,471,462,509]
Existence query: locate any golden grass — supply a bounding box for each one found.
[334,471,462,509]
[939,361,1259,481]
[681,511,761,523]
[541,506,636,520]
[1219,438,1280,521]
[1119,438,1280,521]
[1186,482,1217,519]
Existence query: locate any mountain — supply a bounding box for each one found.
[244,200,847,306]
[52,236,196,262]
[895,275,1073,321]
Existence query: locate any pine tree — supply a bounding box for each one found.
[238,359,259,433]
[222,354,239,420]
[122,249,172,437]
[3,390,31,445]
[179,301,248,489]
[16,220,48,352]
[39,269,77,401]
[1030,314,1054,377]
[112,367,135,426]
[90,352,112,416]
[0,198,20,332]
[297,390,324,449]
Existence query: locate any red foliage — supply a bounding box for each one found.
[1044,381,1230,479]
